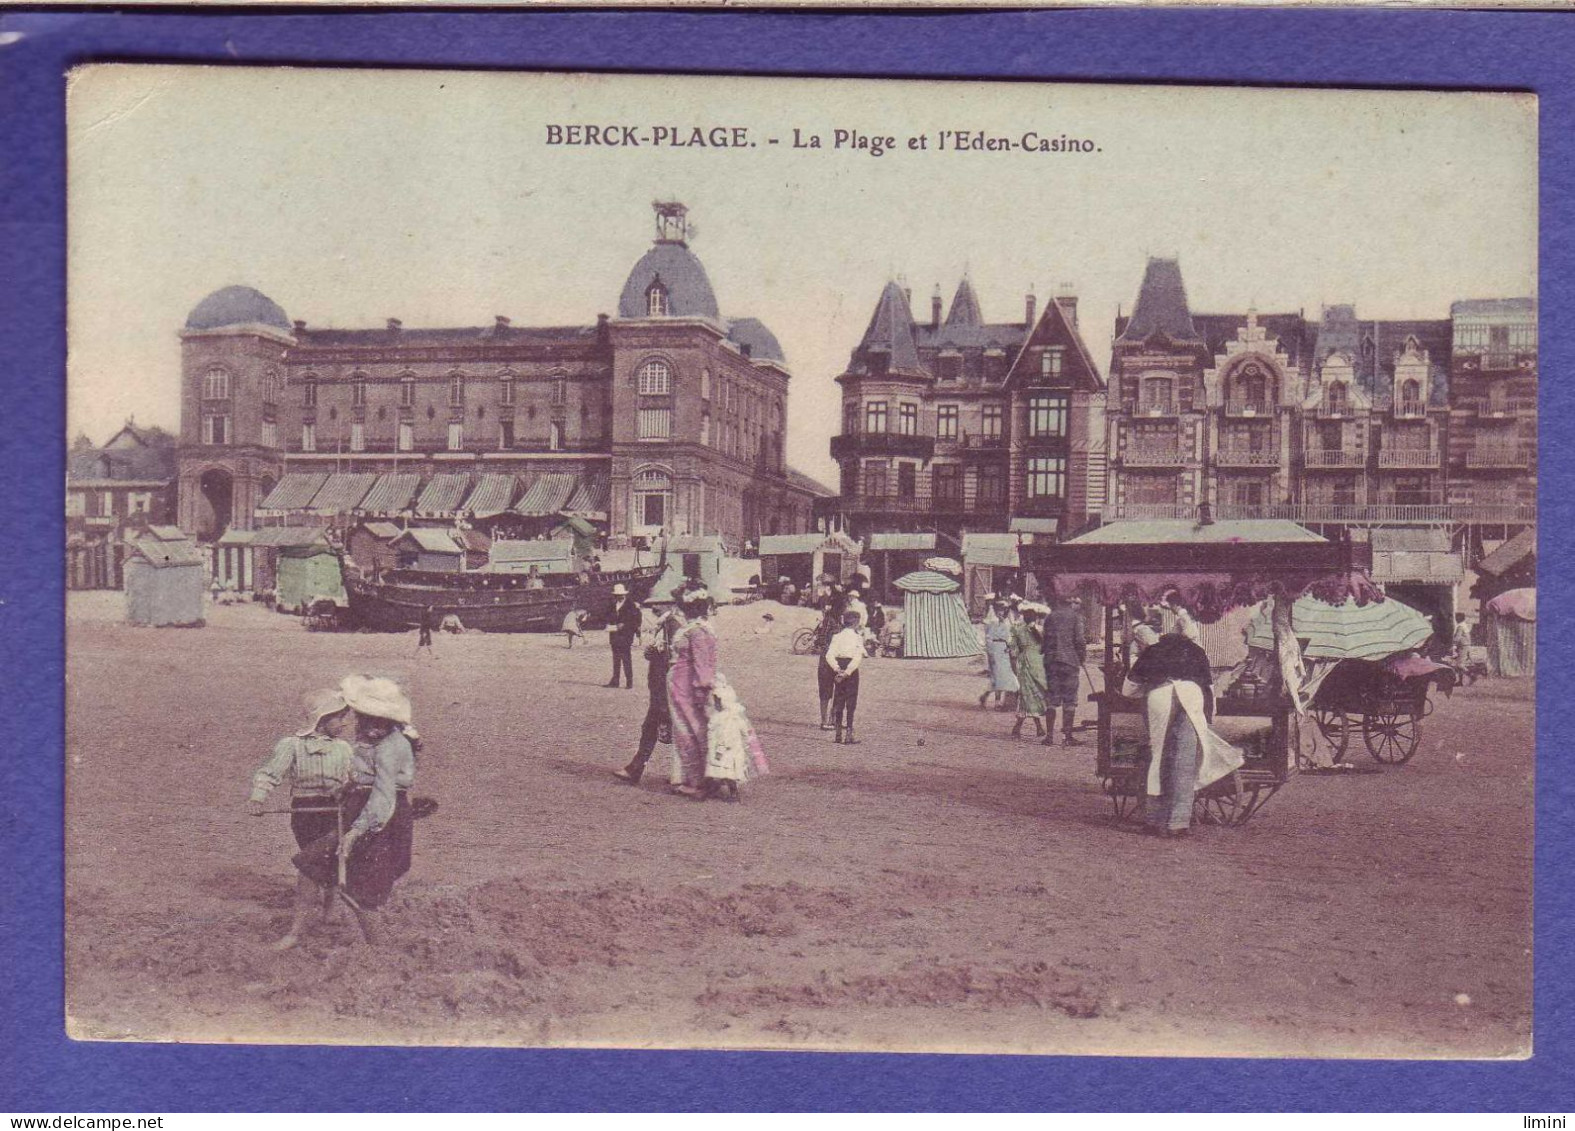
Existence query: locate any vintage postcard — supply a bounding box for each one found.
[65,66,1535,1057]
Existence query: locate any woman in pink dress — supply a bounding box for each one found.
[666,589,718,796]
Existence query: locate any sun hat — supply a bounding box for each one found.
[612,583,628,596]
[296,688,349,738]
[680,587,712,605]
[340,674,413,726]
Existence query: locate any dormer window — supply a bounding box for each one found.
[1399,379,1423,416]
[1040,348,1064,379]
[1326,381,1348,415]
[647,283,669,317]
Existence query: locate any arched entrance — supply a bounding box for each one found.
[197,467,234,541]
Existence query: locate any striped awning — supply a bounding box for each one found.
[462,474,518,518]
[259,473,328,513]
[356,473,421,515]
[564,477,610,516]
[308,473,377,514]
[513,473,577,516]
[416,473,471,517]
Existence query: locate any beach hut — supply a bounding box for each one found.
[758,531,861,594]
[346,521,403,576]
[390,528,465,572]
[863,532,938,603]
[649,535,729,603]
[893,569,981,659]
[1483,587,1535,677]
[123,529,206,627]
[486,537,576,575]
[960,533,1022,617]
[251,526,344,611]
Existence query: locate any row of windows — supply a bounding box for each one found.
[297,374,572,409]
[296,420,570,453]
[848,396,1067,441]
[852,457,1066,501]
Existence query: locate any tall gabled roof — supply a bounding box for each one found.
[849,281,923,376]
[945,277,984,328]
[1119,257,1202,345]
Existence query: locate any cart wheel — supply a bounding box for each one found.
[1363,711,1421,764]
[790,628,816,656]
[1312,708,1350,763]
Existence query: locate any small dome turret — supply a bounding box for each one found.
[185,286,291,333]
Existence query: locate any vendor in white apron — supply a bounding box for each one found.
[1123,630,1244,838]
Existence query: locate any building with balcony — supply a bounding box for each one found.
[67,421,180,589]
[822,276,1105,542]
[1104,258,1533,543]
[1445,297,1538,553]
[173,203,825,550]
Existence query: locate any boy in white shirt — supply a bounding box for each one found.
[823,610,866,745]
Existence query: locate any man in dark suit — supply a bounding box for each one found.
[605,583,642,688]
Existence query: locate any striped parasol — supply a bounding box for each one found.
[1245,594,1434,660]
[894,569,961,594]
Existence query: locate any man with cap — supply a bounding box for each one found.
[1041,592,1088,746]
[605,582,642,688]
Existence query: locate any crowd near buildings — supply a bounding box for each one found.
[67,206,1535,617]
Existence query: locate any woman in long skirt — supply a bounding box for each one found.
[1007,604,1048,738]
[666,589,718,797]
[980,598,1019,710]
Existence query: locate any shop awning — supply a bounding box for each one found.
[1008,517,1060,535]
[867,532,936,552]
[961,532,1020,568]
[513,473,577,517]
[462,474,519,518]
[308,473,377,515]
[416,473,472,517]
[356,473,421,515]
[259,473,328,513]
[564,477,610,517]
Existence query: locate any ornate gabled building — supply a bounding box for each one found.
[1106,256,1535,544]
[174,203,825,551]
[824,276,1105,541]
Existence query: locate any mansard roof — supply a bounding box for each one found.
[617,240,721,321]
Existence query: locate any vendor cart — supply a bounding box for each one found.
[1295,657,1454,767]
[1021,516,1375,827]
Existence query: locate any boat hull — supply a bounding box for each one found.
[345,565,667,633]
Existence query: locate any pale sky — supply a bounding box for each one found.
[67,67,1537,483]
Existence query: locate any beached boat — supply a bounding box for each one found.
[343,558,668,633]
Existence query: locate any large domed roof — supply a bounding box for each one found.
[185,285,292,332]
[617,242,720,320]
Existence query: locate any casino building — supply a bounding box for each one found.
[174,202,827,550]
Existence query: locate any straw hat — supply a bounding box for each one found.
[680,587,712,606]
[340,674,413,726]
[611,583,628,596]
[296,688,349,737]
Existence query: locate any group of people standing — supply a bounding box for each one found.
[982,593,1088,746]
[612,584,768,800]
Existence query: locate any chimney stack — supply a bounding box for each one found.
[387,318,403,332]
[495,315,511,330]
[292,320,307,335]
[1025,290,1038,329]
[931,285,943,331]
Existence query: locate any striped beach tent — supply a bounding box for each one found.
[894,570,981,659]
[1245,593,1432,661]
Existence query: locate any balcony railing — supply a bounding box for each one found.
[1378,448,1440,469]
[1465,443,1533,469]
[1480,353,1526,372]
[1393,403,1428,419]
[1122,442,1189,467]
[836,490,1008,516]
[1475,398,1537,418]
[829,431,937,462]
[1303,448,1367,468]
[1224,400,1272,417]
[1214,447,1278,468]
[1110,502,1537,524]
